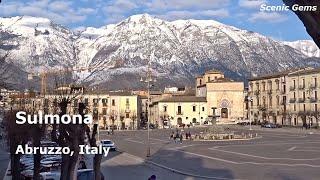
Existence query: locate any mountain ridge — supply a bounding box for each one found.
[0,14,320,90]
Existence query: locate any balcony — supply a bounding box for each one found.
[125,109,131,113]
[289,86,296,91]
[254,90,260,96]
[93,103,98,107]
[298,85,305,90]
[289,98,296,103]
[267,90,272,95]
[176,111,183,115]
[280,90,286,94]
[310,84,317,89]
[298,98,305,103]
[310,98,318,103]
[102,103,108,107]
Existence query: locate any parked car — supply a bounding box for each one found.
[39,169,105,180]
[101,140,116,151]
[263,123,277,128]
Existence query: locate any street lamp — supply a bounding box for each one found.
[140,61,156,157]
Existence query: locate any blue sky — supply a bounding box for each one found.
[0,0,312,41]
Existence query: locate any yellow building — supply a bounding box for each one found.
[287,68,320,127]
[43,91,140,130]
[152,96,207,127]
[248,67,320,127]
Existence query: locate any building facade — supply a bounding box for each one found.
[196,70,245,124]
[248,67,320,127]
[150,70,245,127]
[42,91,141,130]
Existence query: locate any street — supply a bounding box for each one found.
[100,126,320,180]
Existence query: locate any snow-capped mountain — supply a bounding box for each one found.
[284,40,320,58]
[0,14,320,90]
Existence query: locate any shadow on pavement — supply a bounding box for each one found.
[101,149,235,180]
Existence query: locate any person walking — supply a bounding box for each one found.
[179,132,183,144]
[169,131,174,140]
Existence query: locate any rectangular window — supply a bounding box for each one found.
[303,92,306,100]
[126,98,129,104]
[269,97,272,107]
[102,98,108,106]
[193,106,196,112]
[293,80,296,88]
[293,92,296,99]
[304,104,306,112]
[294,104,296,111]
[315,104,318,112]
[315,77,317,87]
[202,107,205,111]
[315,91,318,99]
[302,79,305,88]
[126,113,129,118]
[164,106,167,112]
[112,99,115,106]
[178,106,182,114]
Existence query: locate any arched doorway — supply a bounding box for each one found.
[221,108,228,118]
[177,118,182,125]
[192,118,197,123]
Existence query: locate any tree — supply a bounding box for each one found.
[3,110,31,179]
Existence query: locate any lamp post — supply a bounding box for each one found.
[140,60,156,157]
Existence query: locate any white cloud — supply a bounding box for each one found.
[248,12,287,23]
[104,0,138,14]
[77,8,96,15]
[49,1,72,12]
[157,9,229,21]
[0,3,21,16]
[238,0,266,9]
[147,0,230,11]
[0,0,87,25]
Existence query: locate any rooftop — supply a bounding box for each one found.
[158,96,207,103]
[248,67,313,81]
[205,70,223,74]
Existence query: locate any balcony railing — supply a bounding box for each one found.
[289,98,296,103]
[254,90,260,96]
[280,90,286,94]
[298,98,305,103]
[176,111,183,115]
[298,85,305,90]
[310,98,318,103]
[310,84,317,89]
[267,90,272,94]
[289,86,296,91]
[125,109,131,113]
